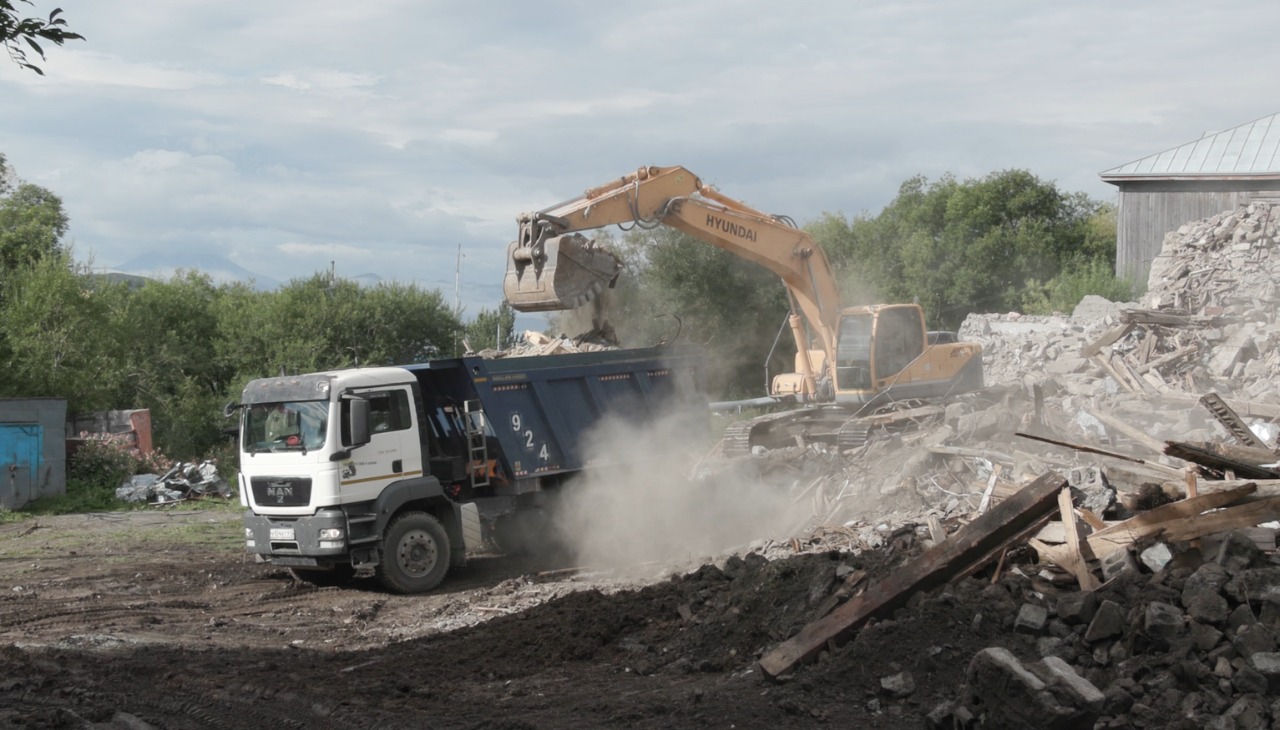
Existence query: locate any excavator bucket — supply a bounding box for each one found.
[503,233,623,312]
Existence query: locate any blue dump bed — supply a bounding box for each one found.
[402,346,704,480]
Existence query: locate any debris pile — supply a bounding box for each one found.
[472,324,621,359]
[115,461,230,505]
[686,202,1280,725]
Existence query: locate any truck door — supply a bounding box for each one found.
[339,386,423,503]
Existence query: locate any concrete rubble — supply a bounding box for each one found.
[699,202,1280,727]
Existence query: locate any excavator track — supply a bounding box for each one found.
[720,407,855,457]
[720,400,941,457]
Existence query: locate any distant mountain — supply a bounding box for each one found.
[108,252,281,291]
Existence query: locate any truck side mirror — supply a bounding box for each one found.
[348,397,371,448]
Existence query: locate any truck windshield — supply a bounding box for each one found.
[243,400,329,454]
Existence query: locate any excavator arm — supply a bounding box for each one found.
[505,165,844,397]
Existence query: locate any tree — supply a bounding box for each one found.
[0,254,119,408]
[809,170,1118,329]
[561,226,791,398]
[464,301,516,353]
[1,1,82,75]
[0,180,69,273]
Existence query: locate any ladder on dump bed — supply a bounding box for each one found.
[463,400,490,488]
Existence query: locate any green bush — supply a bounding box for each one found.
[1021,260,1145,315]
[24,433,178,514]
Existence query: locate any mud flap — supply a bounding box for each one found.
[459,502,482,553]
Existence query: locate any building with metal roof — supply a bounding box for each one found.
[1101,112,1280,281]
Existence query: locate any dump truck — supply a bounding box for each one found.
[504,165,984,453]
[235,345,704,593]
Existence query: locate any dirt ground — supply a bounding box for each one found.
[0,508,1045,730]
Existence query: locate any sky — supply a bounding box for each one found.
[3,1,1279,328]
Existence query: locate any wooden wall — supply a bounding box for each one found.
[1114,180,1280,283]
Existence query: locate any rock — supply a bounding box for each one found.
[1184,562,1231,596]
[1099,549,1140,581]
[1183,584,1231,625]
[1140,543,1174,573]
[1214,656,1233,678]
[1233,623,1277,657]
[1143,601,1184,640]
[1251,652,1280,693]
[1190,621,1224,652]
[1032,656,1105,715]
[1232,665,1268,695]
[1224,695,1271,730]
[1015,603,1049,635]
[1056,591,1097,625]
[1228,604,1258,633]
[1085,600,1125,643]
[879,671,915,698]
[1224,567,1280,607]
[1216,531,1265,574]
[962,648,1101,730]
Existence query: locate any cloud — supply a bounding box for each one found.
[3,0,1280,324]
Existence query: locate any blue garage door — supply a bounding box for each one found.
[0,423,42,508]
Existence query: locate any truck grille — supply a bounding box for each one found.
[250,477,313,506]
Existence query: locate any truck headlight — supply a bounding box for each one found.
[318,528,344,540]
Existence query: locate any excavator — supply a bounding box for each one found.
[502,165,984,454]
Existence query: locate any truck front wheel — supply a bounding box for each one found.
[377,511,450,594]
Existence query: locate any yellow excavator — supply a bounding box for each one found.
[503,165,984,453]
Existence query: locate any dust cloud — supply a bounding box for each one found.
[547,409,809,571]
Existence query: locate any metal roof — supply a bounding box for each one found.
[1100,112,1280,180]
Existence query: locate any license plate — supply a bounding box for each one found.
[270,528,295,541]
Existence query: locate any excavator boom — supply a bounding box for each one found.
[504,166,702,312]
[502,164,984,427]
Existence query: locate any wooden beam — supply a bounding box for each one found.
[757,473,1065,680]
[1057,487,1100,591]
[1080,322,1134,358]
[1163,441,1280,480]
[1086,409,1167,456]
[1134,343,1198,375]
[1161,496,1280,542]
[1085,483,1257,558]
[1015,432,1185,478]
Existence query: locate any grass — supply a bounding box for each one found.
[0,509,244,561]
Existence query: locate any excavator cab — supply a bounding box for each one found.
[504,217,623,312]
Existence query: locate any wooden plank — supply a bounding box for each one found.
[757,473,1065,680]
[1200,392,1270,450]
[1161,496,1280,542]
[1086,483,1257,557]
[926,446,1016,464]
[1086,409,1167,456]
[1163,441,1280,480]
[1058,487,1100,591]
[1134,343,1198,375]
[1080,322,1134,358]
[1077,507,1107,531]
[926,515,947,544]
[1015,432,1185,477]
[1091,354,1139,393]
[977,464,1002,514]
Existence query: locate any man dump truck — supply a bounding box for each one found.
[503,165,984,453]
[235,346,703,593]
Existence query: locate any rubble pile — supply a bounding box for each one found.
[473,324,621,359]
[684,202,1280,725]
[115,461,230,505]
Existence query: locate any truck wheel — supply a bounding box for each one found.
[291,564,355,588]
[377,511,450,594]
